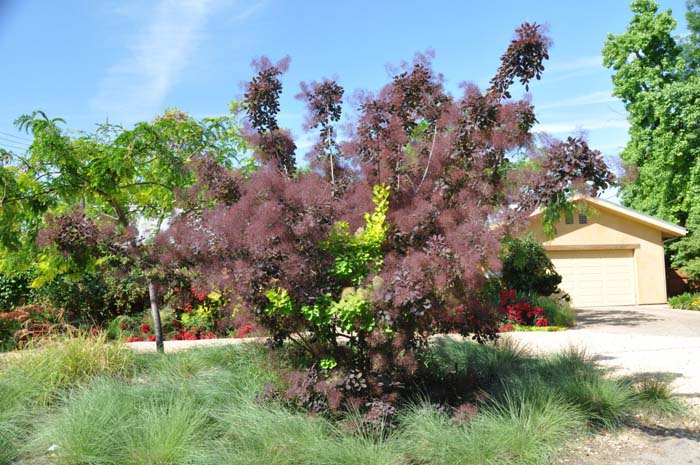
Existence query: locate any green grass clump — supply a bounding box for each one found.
[0,332,134,406]
[631,377,685,417]
[0,415,26,465]
[205,399,400,465]
[35,378,210,465]
[559,377,634,429]
[0,333,134,464]
[429,340,648,430]
[36,379,134,464]
[427,337,531,386]
[398,393,583,465]
[668,292,700,310]
[531,295,575,327]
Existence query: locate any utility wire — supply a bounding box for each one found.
[0,142,28,152]
[0,136,29,147]
[0,131,31,142]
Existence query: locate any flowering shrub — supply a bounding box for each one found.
[178,286,224,333]
[498,289,548,329]
[112,284,258,342]
[166,284,255,340]
[0,303,69,348]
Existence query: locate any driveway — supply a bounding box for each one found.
[507,305,700,395]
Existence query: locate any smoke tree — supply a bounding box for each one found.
[160,21,613,407]
[297,79,345,189]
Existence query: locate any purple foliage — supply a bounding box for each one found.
[160,24,614,409]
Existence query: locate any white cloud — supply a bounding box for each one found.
[538,91,619,110]
[533,117,629,134]
[91,0,219,122]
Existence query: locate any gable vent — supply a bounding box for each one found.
[578,213,588,224]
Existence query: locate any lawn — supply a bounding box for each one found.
[0,334,683,465]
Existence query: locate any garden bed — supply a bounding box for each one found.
[0,334,684,465]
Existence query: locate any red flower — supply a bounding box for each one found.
[200,331,218,339]
[498,323,514,332]
[183,304,192,313]
[183,330,198,340]
[120,323,128,330]
[148,335,156,341]
[236,323,255,338]
[197,293,206,301]
[535,318,549,327]
[125,336,142,342]
[68,310,76,318]
[140,324,151,334]
[91,327,99,335]
[534,307,545,316]
[173,287,180,293]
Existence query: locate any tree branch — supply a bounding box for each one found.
[416,125,438,194]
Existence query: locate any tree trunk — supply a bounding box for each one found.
[148,280,164,353]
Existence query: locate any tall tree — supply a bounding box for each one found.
[0,108,246,351]
[603,0,700,281]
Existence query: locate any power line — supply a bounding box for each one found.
[0,142,28,152]
[0,131,31,142]
[0,136,29,147]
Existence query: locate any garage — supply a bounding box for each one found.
[526,196,687,306]
[548,249,636,307]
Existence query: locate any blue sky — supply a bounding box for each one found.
[0,0,691,193]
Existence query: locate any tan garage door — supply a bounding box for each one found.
[548,250,636,307]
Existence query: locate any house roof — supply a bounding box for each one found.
[531,196,687,239]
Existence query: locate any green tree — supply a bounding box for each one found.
[0,107,246,351]
[603,0,700,281]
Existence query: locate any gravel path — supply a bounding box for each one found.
[557,424,700,465]
[127,336,257,353]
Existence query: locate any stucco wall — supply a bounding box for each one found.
[527,202,667,305]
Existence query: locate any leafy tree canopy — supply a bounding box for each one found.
[604,0,700,280]
[0,107,247,284]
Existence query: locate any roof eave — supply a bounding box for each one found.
[529,196,688,238]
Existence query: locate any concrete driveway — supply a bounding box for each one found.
[507,305,700,395]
